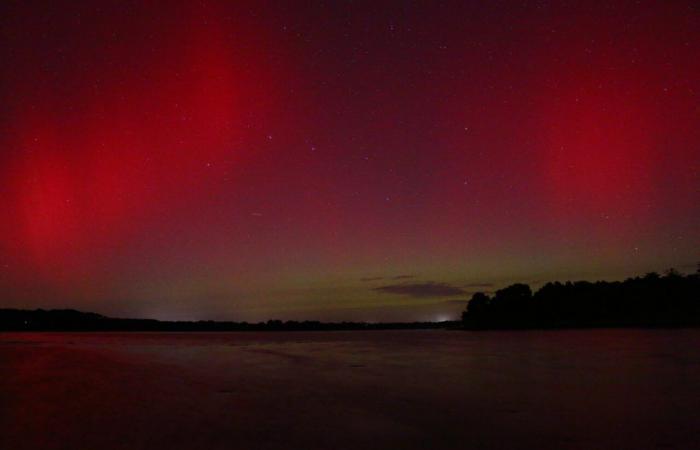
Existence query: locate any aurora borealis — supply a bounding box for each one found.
[1,1,698,321]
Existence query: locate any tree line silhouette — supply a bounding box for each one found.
[462,268,700,329]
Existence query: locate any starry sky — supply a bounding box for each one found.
[1,0,698,321]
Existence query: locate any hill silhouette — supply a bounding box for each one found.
[462,268,700,329]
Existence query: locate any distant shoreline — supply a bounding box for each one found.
[0,308,461,332]
[2,307,700,333]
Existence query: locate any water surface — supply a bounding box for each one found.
[2,330,699,449]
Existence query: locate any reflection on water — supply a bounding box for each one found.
[1,330,699,450]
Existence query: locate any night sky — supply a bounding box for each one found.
[1,1,698,321]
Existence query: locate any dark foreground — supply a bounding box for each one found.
[2,330,700,450]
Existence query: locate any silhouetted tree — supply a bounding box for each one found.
[462,270,700,329]
[489,284,532,327]
[462,292,491,326]
[467,292,490,315]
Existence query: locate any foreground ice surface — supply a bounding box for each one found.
[1,330,700,449]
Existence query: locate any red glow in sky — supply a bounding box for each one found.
[1,1,698,321]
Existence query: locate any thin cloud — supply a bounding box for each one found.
[443,299,469,305]
[462,282,494,288]
[360,274,416,282]
[373,282,465,298]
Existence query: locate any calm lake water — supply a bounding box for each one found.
[2,329,700,449]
